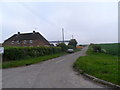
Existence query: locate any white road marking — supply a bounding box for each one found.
[56,59,65,63]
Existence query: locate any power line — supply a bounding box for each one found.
[19,2,61,29]
[17,3,74,41]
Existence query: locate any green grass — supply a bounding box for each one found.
[74,45,119,85]
[99,43,119,56]
[2,52,66,69]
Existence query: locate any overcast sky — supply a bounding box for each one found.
[1,1,118,44]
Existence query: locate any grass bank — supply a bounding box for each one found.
[73,46,119,85]
[2,52,66,69]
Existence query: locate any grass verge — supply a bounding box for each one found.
[2,52,67,69]
[73,47,119,85]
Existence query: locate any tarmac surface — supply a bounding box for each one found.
[2,47,106,88]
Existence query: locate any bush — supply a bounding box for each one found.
[68,39,77,47]
[3,46,62,61]
[91,44,101,52]
[57,43,67,52]
[67,45,75,49]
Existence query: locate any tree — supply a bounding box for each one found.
[67,45,74,49]
[57,43,67,52]
[68,39,77,47]
[92,44,101,52]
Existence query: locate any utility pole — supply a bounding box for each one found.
[62,28,64,43]
[72,35,74,39]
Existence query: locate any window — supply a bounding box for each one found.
[29,40,33,44]
[11,41,14,44]
[23,40,27,44]
[37,45,40,47]
[44,45,49,47]
[17,40,20,44]
[30,45,33,47]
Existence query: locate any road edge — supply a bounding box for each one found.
[74,69,120,88]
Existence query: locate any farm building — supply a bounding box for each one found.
[0,43,2,47]
[3,31,50,47]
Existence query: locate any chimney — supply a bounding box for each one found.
[33,31,35,34]
[18,32,20,35]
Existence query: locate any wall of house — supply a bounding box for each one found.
[3,40,50,47]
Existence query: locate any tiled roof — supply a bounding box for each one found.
[4,31,50,44]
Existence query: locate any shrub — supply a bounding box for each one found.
[68,39,77,47]
[91,44,101,52]
[3,46,62,62]
[67,45,75,49]
[57,43,67,52]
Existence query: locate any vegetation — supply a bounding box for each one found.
[2,52,66,69]
[3,46,62,62]
[99,43,119,56]
[79,44,88,47]
[2,39,80,68]
[57,42,79,52]
[91,44,101,52]
[67,45,75,49]
[74,43,119,85]
[57,43,68,52]
[68,39,77,47]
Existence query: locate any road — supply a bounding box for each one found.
[2,47,106,88]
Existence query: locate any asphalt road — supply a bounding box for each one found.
[2,47,106,88]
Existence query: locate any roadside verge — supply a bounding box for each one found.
[2,52,67,69]
[73,45,120,88]
[74,68,120,88]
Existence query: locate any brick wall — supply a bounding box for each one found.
[3,40,50,47]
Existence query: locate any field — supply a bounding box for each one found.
[99,43,119,56]
[74,43,119,85]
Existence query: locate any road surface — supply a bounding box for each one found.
[2,47,106,88]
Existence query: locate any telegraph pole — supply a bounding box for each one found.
[33,28,36,31]
[62,28,64,43]
[72,35,74,39]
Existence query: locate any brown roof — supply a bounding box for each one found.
[4,31,50,45]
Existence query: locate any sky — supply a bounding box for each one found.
[0,1,118,44]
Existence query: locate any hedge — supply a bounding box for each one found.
[3,46,62,61]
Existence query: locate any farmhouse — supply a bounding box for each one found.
[3,31,50,47]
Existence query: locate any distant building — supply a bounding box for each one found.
[3,31,50,47]
[0,43,2,47]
